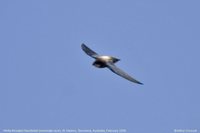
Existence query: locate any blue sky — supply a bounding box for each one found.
[0,0,200,133]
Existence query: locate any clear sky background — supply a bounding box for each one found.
[0,0,200,133]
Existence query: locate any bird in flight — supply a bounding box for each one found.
[81,43,143,85]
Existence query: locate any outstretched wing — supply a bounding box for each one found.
[81,43,99,58]
[106,62,143,84]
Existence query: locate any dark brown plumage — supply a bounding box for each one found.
[81,43,143,85]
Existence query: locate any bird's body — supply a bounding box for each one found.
[81,44,143,85]
[93,56,120,68]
